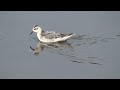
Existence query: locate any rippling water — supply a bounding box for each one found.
[30,35,104,65]
[0,11,120,79]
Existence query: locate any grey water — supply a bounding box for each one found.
[0,11,120,79]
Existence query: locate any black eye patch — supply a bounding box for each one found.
[34,28,38,30]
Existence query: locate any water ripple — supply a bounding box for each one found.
[29,33,120,65]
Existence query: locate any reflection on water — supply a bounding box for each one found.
[30,41,73,56]
[29,34,113,65]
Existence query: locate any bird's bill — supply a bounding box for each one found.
[29,31,33,35]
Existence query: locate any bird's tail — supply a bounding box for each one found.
[68,33,76,37]
[59,33,76,42]
[64,33,76,40]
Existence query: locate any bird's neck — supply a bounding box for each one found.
[37,31,42,40]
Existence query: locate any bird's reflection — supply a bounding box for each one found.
[30,41,73,56]
[30,42,44,56]
[30,39,102,65]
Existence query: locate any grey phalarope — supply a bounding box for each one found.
[29,25,75,43]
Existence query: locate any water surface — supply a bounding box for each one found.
[0,11,120,79]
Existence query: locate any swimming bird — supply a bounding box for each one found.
[29,25,75,43]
